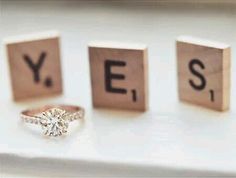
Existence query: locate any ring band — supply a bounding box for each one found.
[21,105,85,137]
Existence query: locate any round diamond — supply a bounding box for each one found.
[39,108,68,137]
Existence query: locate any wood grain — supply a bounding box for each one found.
[6,33,63,101]
[89,42,148,111]
[177,36,230,111]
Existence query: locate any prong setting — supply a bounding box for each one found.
[21,105,85,138]
[39,108,68,137]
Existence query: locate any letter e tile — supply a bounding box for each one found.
[89,41,148,111]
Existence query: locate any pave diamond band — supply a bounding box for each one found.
[21,105,85,137]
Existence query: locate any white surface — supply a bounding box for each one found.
[1,1,236,177]
[88,41,147,50]
[4,31,60,44]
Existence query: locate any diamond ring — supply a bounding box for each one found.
[21,105,85,137]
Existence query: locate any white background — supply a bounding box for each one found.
[0,1,236,177]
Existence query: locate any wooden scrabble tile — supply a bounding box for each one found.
[89,42,148,111]
[6,31,63,101]
[177,36,230,111]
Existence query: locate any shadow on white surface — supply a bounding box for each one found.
[1,1,236,177]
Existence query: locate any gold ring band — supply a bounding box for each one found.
[21,104,85,137]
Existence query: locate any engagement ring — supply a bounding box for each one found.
[21,105,85,137]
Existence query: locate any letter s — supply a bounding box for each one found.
[188,59,206,91]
